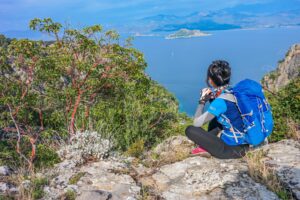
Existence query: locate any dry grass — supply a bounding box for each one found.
[245,149,293,200]
[1,166,51,200]
[287,118,300,141]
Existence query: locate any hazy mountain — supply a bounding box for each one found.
[154,20,241,32]
[143,0,300,32]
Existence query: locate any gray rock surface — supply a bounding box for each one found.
[43,134,299,200]
[43,132,139,200]
[145,135,199,166]
[1,131,294,200]
[143,157,278,200]
[262,140,300,199]
[43,158,140,200]
[262,44,300,91]
[0,182,18,196]
[0,166,11,176]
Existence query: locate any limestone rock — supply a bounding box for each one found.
[0,182,18,196]
[147,157,278,200]
[262,140,300,199]
[146,135,196,165]
[77,190,112,200]
[262,44,300,91]
[0,166,11,176]
[43,159,140,200]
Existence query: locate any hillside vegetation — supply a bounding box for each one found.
[0,18,186,171]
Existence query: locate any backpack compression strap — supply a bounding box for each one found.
[218,93,236,103]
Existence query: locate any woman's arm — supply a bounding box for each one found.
[193,103,215,127]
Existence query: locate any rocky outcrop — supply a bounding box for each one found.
[142,157,278,200]
[0,166,18,196]
[261,140,300,199]
[262,44,300,91]
[43,136,300,199]
[1,135,300,200]
[43,157,141,200]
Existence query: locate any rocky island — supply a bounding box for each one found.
[166,28,211,39]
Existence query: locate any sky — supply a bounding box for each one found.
[0,0,267,34]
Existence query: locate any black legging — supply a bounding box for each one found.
[185,118,248,159]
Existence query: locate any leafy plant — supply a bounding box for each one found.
[0,18,183,170]
[68,172,86,185]
[265,78,300,142]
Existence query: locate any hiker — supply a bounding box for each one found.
[185,60,273,159]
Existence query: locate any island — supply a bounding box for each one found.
[165,29,211,39]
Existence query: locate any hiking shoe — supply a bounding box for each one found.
[191,146,207,155]
[190,146,211,158]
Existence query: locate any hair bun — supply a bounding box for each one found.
[206,60,231,87]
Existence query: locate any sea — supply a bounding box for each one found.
[133,27,300,116]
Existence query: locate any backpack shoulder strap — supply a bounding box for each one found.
[218,93,236,103]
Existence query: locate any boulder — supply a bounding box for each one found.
[262,140,300,199]
[43,159,140,200]
[145,135,196,166]
[144,156,278,200]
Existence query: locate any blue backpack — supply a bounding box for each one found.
[223,79,274,146]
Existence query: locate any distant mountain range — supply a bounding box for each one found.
[2,0,300,39]
[142,0,300,32]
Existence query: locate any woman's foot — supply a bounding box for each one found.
[191,146,211,158]
[191,146,207,154]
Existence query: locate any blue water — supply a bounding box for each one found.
[133,27,300,116]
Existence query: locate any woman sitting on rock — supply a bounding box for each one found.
[185,60,249,159]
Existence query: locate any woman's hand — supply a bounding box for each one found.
[199,88,214,104]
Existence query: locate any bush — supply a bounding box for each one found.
[0,18,183,170]
[63,190,76,200]
[266,78,300,142]
[125,139,145,158]
[34,144,60,169]
[32,177,49,200]
[68,172,86,185]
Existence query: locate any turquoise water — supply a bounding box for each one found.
[133,27,300,116]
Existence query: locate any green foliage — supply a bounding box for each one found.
[0,140,19,167]
[91,81,181,151]
[0,18,183,170]
[0,195,14,200]
[0,34,12,48]
[0,140,60,170]
[34,144,61,169]
[266,78,300,142]
[63,190,76,200]
[32,177,49,200]
[125,139,145,158]
[68,172,86,185]
[268,70,280,81]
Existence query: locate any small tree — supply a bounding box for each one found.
[0,39,46,170]
[29,18,147,138]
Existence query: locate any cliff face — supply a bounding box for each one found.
[262,44,300,91]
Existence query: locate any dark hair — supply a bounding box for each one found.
[206,60,231,87]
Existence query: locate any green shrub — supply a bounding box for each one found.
[0,18,183,170]
[0,140,19,167]
[32,177,49,200]
[68,172,86,185]
[63,190,76,200]
[34,144,61,169]
[266,78,300,142]
[125,139,145,158]
[91,81,181,151]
